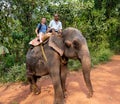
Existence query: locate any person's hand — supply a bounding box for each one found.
[37,34,39,37]
[58,34,62,37]
[58,30,62,34]
[47,27,50,33]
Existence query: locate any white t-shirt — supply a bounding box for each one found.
[49,20,62,31]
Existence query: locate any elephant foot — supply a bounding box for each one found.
[33,87,41,95]
[62,88,67,98]
[63,91,68,98]
[54,97,64,104]
[54,100,64,104]
[88,91,93,98]
[30,85,41,95]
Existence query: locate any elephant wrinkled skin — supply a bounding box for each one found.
[26,27,93,104]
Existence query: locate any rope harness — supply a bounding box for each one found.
[40,44,47,62]
[39,34,61,62]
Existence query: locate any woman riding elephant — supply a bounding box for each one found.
[26,27,93,104]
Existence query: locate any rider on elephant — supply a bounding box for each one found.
[35,17,51,43]
[48,14,62,35]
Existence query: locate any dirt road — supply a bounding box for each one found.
[0,55,120,104]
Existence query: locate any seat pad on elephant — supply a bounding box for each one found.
[29,33,52,46]
[29,37,40,46]
[29,34,64,56]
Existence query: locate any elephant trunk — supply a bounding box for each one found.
[78,44,93,97]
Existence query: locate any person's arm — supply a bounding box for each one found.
[35,28,39,36]
[47,27,51,33]
[59,22,62,34]
[59,29,62,33]
[35,23,40,36]
[47,20,52,32]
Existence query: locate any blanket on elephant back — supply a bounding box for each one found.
[49,35,64,56]
[29,33,52,46]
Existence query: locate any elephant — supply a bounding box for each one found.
[26,27,93,104]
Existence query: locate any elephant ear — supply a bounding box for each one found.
[49,35,64,56]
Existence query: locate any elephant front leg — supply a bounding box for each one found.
[61,64,68,98]
[50,67,64,104]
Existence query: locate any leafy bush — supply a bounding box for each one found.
[68,49,113,70]
[98,50,112,62]
[0,63,27,83]
[68,59,81,71]
[91,48,113,66]
[3,54,15,68]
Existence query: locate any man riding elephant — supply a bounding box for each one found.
[26,27,93,104]
[48,13,62,35]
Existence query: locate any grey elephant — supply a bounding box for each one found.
[26,27,93,104]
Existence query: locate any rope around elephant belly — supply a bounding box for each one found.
[40,44,47,62]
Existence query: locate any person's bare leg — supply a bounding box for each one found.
[39,32,43,43]
[41,33,52,42]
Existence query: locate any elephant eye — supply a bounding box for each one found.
[73,40,80,49]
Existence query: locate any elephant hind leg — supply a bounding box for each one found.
[27,74,41,95]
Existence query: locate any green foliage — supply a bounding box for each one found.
[0,63,26,83]
[68,60,81,71]
[3,54,15,68]
[91,49,113,66]
[68,49,113,70]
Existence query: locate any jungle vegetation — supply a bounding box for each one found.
[0,0,120,82]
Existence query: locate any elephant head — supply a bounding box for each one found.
[49,27,90,59]
[49,27,93,97]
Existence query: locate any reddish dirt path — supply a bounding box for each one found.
[0,55,120,104]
